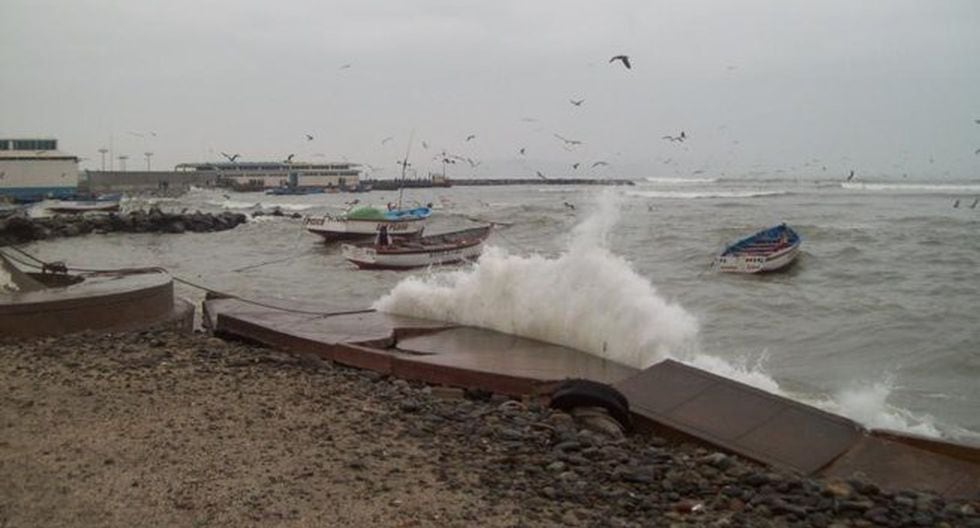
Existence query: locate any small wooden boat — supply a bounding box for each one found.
[342,225,491,270]
[715,223,801,273]
[46,200,121,214]
[304,206,431,242]
[45,193,122,214]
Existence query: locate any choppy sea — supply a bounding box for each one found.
[14,176,980,442]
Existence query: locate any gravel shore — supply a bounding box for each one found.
[1,330,977,527]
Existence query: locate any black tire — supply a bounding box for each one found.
[549,379,632,431]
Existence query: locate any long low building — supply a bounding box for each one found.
[0,138,78,201]
[80,170,220,193]
[175,161,361,191]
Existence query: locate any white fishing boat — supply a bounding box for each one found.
[304,205,431,241]
[341,225,491,270]
[714,223,801,273]
[45,193,122,214]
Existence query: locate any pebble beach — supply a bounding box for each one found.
[1,330,977,527]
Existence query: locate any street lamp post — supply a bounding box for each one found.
[144,152,153,171]
[98,148,108,171]
[118,155,128,171]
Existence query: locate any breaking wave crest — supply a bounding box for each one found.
[375,190,699,368]
[627,190,789,199]
[374,190,957,439]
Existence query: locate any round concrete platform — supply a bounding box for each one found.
[1,270,193,338]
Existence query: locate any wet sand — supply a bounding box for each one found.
[1,330,977,527]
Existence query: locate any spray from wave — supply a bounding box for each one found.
[374,190,956,439]
[375,190,698,367]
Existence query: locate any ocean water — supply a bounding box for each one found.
[15,176,980,442]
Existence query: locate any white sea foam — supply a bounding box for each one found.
[374,190,959,439]
[375,190,700,368]
[843,182,980,193]
[644,177,718,185]
[206,199,261,209]
[820,379,944,438]
[627,190,788,199]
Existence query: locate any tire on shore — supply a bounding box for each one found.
[548,379,632,432]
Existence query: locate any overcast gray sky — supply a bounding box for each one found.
[2,0,978,179]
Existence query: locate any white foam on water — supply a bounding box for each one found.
[644,177,719,185]
[627,190,788,199]
[206,199,261,209]
[375,190,700,368]
[843,182,980,193]
[374,189,964,440]
[817,378,945,438]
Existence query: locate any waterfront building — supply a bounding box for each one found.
[174,161,361,191]
[0,138,78,201]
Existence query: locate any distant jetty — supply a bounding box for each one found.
[364,178,634,190]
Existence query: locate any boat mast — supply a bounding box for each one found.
[397,131,414,209]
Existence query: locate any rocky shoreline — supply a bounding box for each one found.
[0,207,248,246]
[1,330,977,527]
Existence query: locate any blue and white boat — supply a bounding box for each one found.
[715,223,801,273]
[303,205,432,241]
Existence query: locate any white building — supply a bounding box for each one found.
[0,138,79,201]
[174,161,361,191]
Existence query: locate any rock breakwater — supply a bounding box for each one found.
[0,207,248,246]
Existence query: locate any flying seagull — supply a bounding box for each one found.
[563,201,575,210]
[536,171,547,180]
[846,170,855,181]
[285,153,295,163]
[975,148,980,155]
[381,136,394,145]
[519,147,526,155]
[661,134,684,143]
[970,198,978,209]
[570,99,585,106]
[609,55,631,69]
[553,133,583,146]
[572,162,580,170]
[220,152,240,162]
[953,199,960,208]
[305,134,314,141]
[465,134,476,142]
[421,140,429,149]
[339,63,352,70]
[591,161,609,168]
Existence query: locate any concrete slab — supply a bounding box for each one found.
[1,270,189,338]
[397,327,637,390]
[205,300,636,395]
[821,435,980,498]
[615,360,864,474]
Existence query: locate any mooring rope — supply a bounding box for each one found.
[0,245,371,317]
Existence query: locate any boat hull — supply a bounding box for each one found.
[46,201,121,214]
[341,226,490,269]
[715,224,801,273]
[304,216,427,241]
[715,244,800,273]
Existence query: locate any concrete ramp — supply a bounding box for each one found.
[204,299,636,395]
[614,359,863,474]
